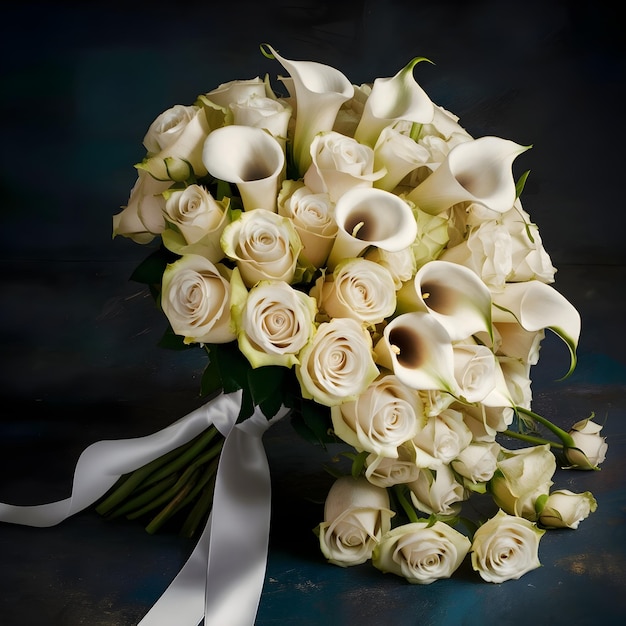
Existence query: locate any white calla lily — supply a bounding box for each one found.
[399,260,493,342]
[374,311,460,395]
[492,280,581,378]
[202,125,285,212]
[406,136,530,215]
[326,187,417,270]
[354,57,435,148]
[265,44,354,176]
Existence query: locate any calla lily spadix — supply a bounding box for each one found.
[397,260,493,343]
[326,187,418,270]
[263,44,354,177]
[202,125,285,213]
[406,136,530,215]
[374,311,460,396]
[491,280,581,379]
[354,57,435,148]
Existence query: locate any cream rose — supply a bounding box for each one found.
[315,475,394,567]
[364,443,421,488]
[160,254,236,345]
[303,131,385,202]
[312,258,397,326]
[331,374,425,457]
[296,317,380,407]
[538,489,597,529]
[201,77,267,108]
[230,93,292,143]
[220,208,303,288]
[372,521,471,584]
[451,441,501,486]
[490,444,556,520]
[470,509,545,583]
[412,408,473,467]
[565,417,608,469]
[408,465,467,516]
[140,103,210,179]
[229,269,317,369]
[161,184,229,262]
[277,180,337,268]
[364,246,416,290]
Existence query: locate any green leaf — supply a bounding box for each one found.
[158,325,195,351]
[290,398,334,447]
[248,365,287,417]
[200,351,223,398]
[515,169,531,199]
[130,246,179,286]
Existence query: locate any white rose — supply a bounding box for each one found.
[364,443,421,488]
[471,509,545,583]
[303,131,385,202]
[408,465,467,516]
[296,317,380,407]
[220,208,303,287]
[412,408,473,467]
[451,441,501,486]
[160,254,236,345]
[365,246,417,289]
[490,444,556,520]
[140,104,210,179]
[565,417,608,469]
[452,342,500,404]
[277,180,337,268]
[161,184,229,262]
[112,171,170,243]
[409,205,449,268]
[461,403,514,442]
[229,270,317,369]
[315,475,394,567]
[372,521,471,584]
[331,374,425,457]
[201,77,267,109]
[312,258,397,326]
[230,94,292,143]
[538,489,597,529]
[498,356,533,410]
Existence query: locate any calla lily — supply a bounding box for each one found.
[354,57,435,148]
[491,280,581,378]
[397,260,493,342]
[265,44,354,176]
[406,136,530,215]
[374,311,460,395]
[326,187,418,270]
[202,125,285,212]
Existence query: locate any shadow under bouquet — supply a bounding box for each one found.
[1,43,607,626]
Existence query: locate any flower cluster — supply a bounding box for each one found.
[112,45,606,583]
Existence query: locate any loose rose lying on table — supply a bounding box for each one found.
[108,43,606,584]
[1,43,607,624]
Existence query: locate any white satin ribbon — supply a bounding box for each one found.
[0,390,290,626]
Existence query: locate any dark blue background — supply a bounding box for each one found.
[1,2,625,624]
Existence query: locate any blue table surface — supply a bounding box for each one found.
[1,2,625,625]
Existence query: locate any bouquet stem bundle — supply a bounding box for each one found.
[96,426,223,537]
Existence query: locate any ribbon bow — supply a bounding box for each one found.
[0,390,289,626]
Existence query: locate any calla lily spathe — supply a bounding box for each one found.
[406,136,530,215]
[326,187,418,270]
[491,280,581,378]
[202,125,285,212]
[397,260,493,342]
[265,44,354,176]
[374,311,460,396]
[354,57,435,148]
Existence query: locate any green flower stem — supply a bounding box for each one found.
[502,429,564,450]
[95,441,195,516]
[392,485,419,524]
[180,474,218,538]
[141,426,220,488]
[106,473,179,519]
[515,406,576,448]
[126,463,202,521]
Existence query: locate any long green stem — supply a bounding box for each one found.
[515,406,576,448]
[502,429,564,450]
[392,485,419,524]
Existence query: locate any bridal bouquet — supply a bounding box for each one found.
[1,44,607,625]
